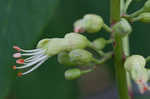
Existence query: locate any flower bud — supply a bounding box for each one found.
[138,13,150,22]
[65,68,92,80]
[37,38,67,56]
[57,52,76,66]
[143,0,150,12]
[124,55,146,72]
[65,68,81,80]
[82,14,104,33]
[36,39,51,48]
[92,38,107,50]
[112,18,132,37]
[73,19,85,33]
[69,49,93,65]
[65,33,90,51]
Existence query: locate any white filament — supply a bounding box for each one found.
[24,54,41,61]
[22,57,48,75]
[21,48,42,52]
[21,49,45,56]
[16,55,47,69]
[24,54,45,63]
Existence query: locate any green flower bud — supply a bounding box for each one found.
[73,19,85,33]
[37,33,91,56]
[112,18,132,37]
[92,38,107,50]
[139,13,150,22]
[37,38,67,56]
[36,38,51,48]
[74,19,83,28]
[124,55,146,72]
[65,68,81,80]
[69,49,93,65]
[57,52,76,66]
[143,0,150,12]
[65,68,92,80]
[65,33,90,51]
[82,14,104,33]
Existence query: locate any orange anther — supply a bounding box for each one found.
[16,59,24,64]
[13,46,21,51]
[144,86,148,91]
[17,72,22,77]
[12,65,16,70]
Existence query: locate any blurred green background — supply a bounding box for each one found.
[0,0,150,99]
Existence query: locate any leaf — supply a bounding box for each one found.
[0,0,61,98]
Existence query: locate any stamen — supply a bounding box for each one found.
[24,54,45,63]
[21,49,45,56]
[22,57,48,75]
[15,55,48,69]
[21,48,42,52]
[16,59,24,64]
[13,45,42,52]
[13,53,21,58]
[24,54,40,62]
[17,72,23,77]
[12,65,16,70]
[13,46,21,51]
[143,83,150,91]
[144,86,148,91]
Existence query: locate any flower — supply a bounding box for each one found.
[112,18,132,37]
[131,68,150,94]
[12,33,91,76]
[124,55,150,94]
[73,14,104,33]
[13,45,48,76]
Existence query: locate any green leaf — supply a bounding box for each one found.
[0,0,61,98]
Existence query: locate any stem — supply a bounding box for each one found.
[124,0,132,13]
[122,36,133,99]
[122,36,130,57]
[92,52,113,64]
[131,16,142,22]
[129,8,144,17]
[146,56,150,62]
[103,23,113,33]
[111,0,130,99]
[106,39,114,44]
[81,69,93,75]
[98,50,106,56]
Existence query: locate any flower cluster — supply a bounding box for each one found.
[12,32,113,78]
